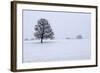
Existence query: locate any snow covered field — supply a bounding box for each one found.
[22,39,91,63]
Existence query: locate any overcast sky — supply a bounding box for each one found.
[23,10,91,40]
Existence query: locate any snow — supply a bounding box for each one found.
[22,39,91,63]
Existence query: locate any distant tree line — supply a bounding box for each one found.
[66,35,83,39]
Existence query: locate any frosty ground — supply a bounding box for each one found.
[22,39,91,63]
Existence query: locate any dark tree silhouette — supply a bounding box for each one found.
[34,18,54,43]
[76,35,83,39]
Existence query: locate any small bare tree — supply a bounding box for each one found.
[76,35,82,39]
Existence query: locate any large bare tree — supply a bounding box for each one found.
[34,18,54,43]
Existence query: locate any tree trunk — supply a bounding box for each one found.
[41,38,43,43]
[41,26,44,43]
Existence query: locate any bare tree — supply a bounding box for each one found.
[76,35,82,39]
[34,18,54,43]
